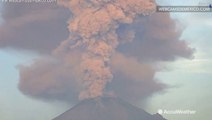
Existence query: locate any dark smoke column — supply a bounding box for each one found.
[55,0,156,100]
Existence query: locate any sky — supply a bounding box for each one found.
[0,0,212,120]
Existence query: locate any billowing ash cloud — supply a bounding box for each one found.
[54,0,157,100]
[0,1,194,103]
[117,13,194,61]
[0,3,69,53]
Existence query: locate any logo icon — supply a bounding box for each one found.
[158,109,163,114]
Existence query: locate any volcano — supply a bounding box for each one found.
[53,97,166,120]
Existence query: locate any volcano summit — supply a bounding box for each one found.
[53,97,166,120]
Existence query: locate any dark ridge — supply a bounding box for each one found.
[53,96,167,120]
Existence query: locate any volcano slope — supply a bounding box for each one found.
[53,97,167,120]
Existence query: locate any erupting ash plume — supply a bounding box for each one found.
[0,0,193,103]
[55,0,156,99]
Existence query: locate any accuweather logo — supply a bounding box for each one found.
[158,109,196,115]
